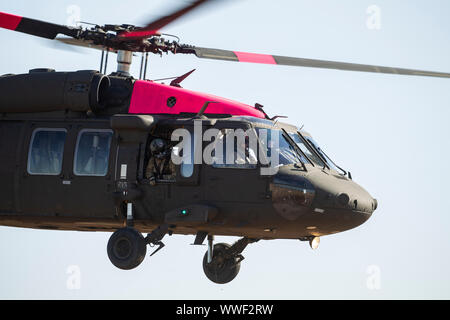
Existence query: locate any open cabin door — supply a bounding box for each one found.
[110,114,157,219]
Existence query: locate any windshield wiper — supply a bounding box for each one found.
[281,129,310,170]
[317,147,347,176]
[296,132,328,170]
[302,134,348,176]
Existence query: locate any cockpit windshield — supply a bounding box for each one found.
[256,128,307,167]
[304,136,345,174]
[288,133,326,168]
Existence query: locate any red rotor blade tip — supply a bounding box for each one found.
[0,12,22,31]
[234,51,276,65]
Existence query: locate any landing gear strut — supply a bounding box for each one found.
[108,200,170,269]
[202,237,258,284]
[107,224,169,270]
[145,224,169,256]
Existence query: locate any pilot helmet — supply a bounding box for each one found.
[150,138,168,158]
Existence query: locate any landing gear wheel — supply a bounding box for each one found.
[203,243,241,284]
[107,227,147,270]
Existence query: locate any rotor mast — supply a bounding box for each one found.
[116,50,133,76]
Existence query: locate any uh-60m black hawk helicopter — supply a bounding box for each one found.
[1,0,449,284]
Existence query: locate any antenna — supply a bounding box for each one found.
[270,115,288,121]
[195,101,217,118]
[170,69,196,87]
[254,103,270,120]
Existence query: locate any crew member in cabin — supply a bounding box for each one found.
[145,138,175,185]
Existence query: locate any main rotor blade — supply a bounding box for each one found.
[55,37,117,53]
[120,0,212,39]
[189,47,450,79]
[0,11,79,39]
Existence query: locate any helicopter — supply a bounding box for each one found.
[0,0,449,284]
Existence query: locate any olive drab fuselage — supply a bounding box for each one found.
[0,70,377,240]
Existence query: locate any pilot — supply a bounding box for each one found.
[145,138,175,185]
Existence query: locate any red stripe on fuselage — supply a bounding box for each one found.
[128,80,265,119]
[233,51,276,65]
[0,12,22,30]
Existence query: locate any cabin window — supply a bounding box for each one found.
[173,135,195,178]
[180,147,194,178]
[74,129,113,176]
[27,128,67,175]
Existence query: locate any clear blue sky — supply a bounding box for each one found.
[1,0,449,299]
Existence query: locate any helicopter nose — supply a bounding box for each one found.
[337,192,377,214]
[307,169,377,216]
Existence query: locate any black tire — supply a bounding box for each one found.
[107,227,147,270]
[203,243,241,284]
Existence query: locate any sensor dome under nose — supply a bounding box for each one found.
[337,193,350,206]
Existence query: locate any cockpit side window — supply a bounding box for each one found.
[210,128,258,169]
